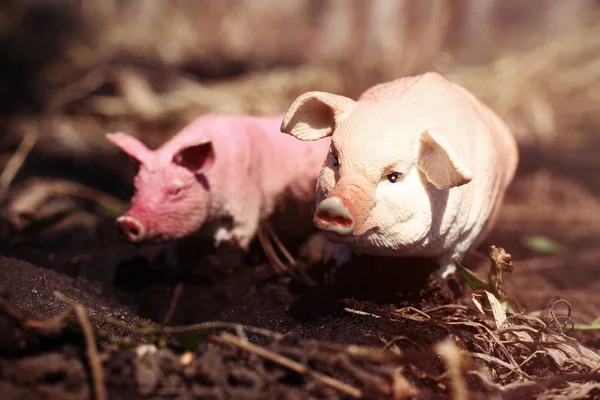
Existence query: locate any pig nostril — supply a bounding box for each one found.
[316,212,353,228]
[117,216,145,242]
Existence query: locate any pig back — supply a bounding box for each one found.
[437,80,518,253]
[463,90,519,245]
[178,115,258,216]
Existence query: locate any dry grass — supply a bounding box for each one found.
[445,22,600,148]
[499,171,600,235]
[4,15,598,161]
[0,2,598,161]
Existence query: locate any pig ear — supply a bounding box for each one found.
[417,131,473,189]
[172,140,215,174]
[281,91,356,141]
[106,133,151,165]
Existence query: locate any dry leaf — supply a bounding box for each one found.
[472,290,508,329]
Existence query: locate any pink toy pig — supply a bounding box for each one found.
[281,72,518,278]
[107,114,331,249]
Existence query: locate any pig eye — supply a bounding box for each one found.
[332,156,339,167]
[387,173,400,183]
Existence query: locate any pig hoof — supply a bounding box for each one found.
[213,227,234,247]
[438,263,457,279]
[233,233,251,250]
[213,227,251,249]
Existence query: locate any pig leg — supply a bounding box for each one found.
[436,253,459,279]
[213,221,257,250]
[230,211,260,250]
[323,242,353,265]
[213,226,235,247]
[436,191,508,279]
[214,191,262,250]
[323,242,353,284]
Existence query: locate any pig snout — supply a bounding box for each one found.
[116,216,146,243]
[315,176,376,236]
[314,197,355,235]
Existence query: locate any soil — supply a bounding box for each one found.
[0,187,465,395]
[0,219,471,400]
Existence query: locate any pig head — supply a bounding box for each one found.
[106,132,216,243]
[281,72,518,276]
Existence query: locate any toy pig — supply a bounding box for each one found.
[107,114,331,250]
[280,72,518,278]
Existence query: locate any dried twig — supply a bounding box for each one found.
[263,222,316,286]
[54,292,107,400]
[381,335,424,352]
[44,66,111,118]
[472,369,600,399]
[500,351,548,380]
[446,320,521,372]
[8,177,126,222]
[548,299,574,334]
[334,353,391,394]
[263,223,295,266]
[0,127,38,199]
[394,306,431,321]
[436,339,468,400]
[213,332,363,398]
[0,293,107,400]
[161,282,183,326]
[424,304,470,314]
[257,224,316,287]
[391,367,420,399]
[102,317,285,340]
[467,352,533,380]
[344,307,383,319]
[257,227,288,275]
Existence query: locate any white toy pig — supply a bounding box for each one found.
[280,72,518,278]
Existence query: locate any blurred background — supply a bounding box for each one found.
[0,0,599,323]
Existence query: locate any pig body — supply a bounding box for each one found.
[281,72,518,277]
[107,114,331,249]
